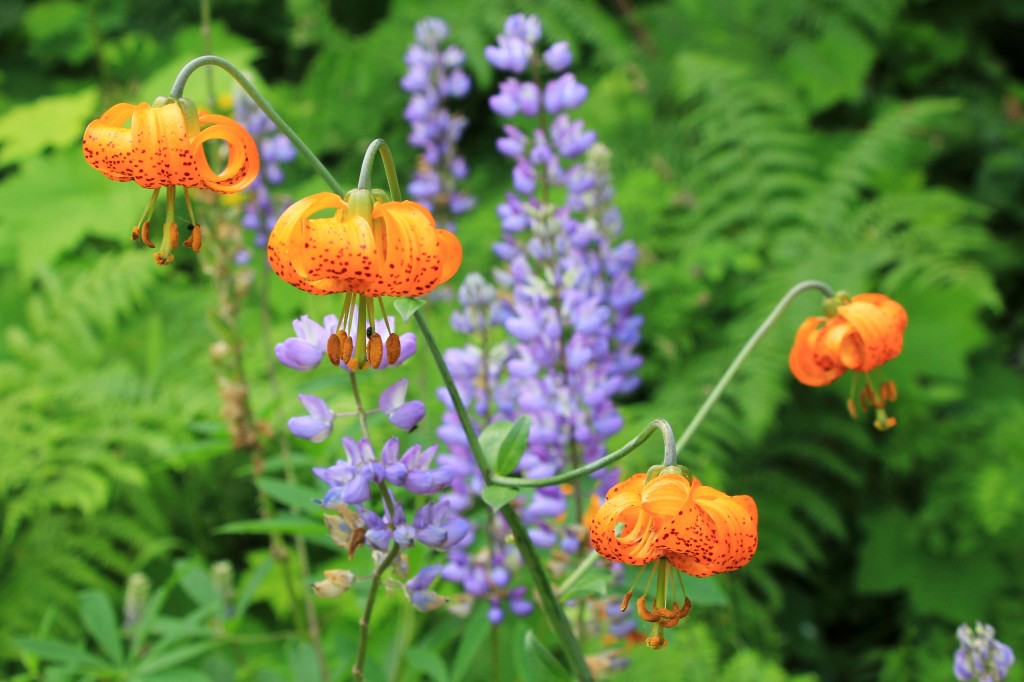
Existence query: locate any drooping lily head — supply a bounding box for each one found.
[789,292,907,430]
[83,98,260,264]
[589,466,758,648]
[267,189,462,370]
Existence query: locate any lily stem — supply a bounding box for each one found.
[675,279,834,456]
[169,55,345,196]
[490,418,676,488]
[357,138,403,200]
[414,309,594,682]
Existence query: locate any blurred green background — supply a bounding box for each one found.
[1,0,1022,680]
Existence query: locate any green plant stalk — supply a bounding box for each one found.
[173,56,334,680]
[556,550,601,599]
[352,543,401,682]
[169,56,345,196]
[414,309,593,682]
[490,418,676,488]
[357,139,403,199]
[675,279,835,456]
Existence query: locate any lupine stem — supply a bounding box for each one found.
[352,542,401,682]
[414,309,593,682]
[675,279,834,456]
[169,56,345,196]
[490,418,676,488]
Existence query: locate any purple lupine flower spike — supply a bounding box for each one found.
[954,622,1015,681]
[402,17,475,232]
[233,93,296,251]
[432,13,645,626]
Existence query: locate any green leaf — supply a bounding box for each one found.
[393,297,425,321]
[523,630,570,682]
[496,416,530,476]
[134,641,218,675]
[478,421,513,472]
[0,88,98,165]
[214,516,325,537]
[254,477,322,513]
[78,590,123,665]
[481,485,519,512]
[286,641,320,682]
[450,604,490,682]
[12,638,108,669]
[0,149,140,275]
[557,570,608,602]
[404,645,450,682]
[176,560,220,609]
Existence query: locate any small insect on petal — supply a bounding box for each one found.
[183,224,203,252]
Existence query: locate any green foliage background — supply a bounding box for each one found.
[1,0,1022,680]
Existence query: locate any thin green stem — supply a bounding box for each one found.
[352,542,401,682]
[169,56,344,196]
[675,279,834,456]
[491,418,676,488]
[357,138,403,200]
[414,310,593,682]
[556,551,600,599]
[348,371,372,443]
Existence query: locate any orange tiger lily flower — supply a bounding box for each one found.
[789,292,907,430]
[590,468,757,648]
[83,99,260,264]
[267,190,462,370]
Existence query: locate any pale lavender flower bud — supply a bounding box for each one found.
[288,394,334,442]
[275,314,339,371]
[543,41,572,72]
[415,17,449,45]
[484,35,532,73]
[518,81,541,116]
[489,78,521,117]
[379,379,426,431]
[543,73,588,114]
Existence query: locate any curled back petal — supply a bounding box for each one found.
[82,102,137,181]
[839,295,907,371]
[640,473,691,516]
[268,193,348,294]
[789,316,844,386]
[436,229,463,285]
[193,114,261,193]
[589,474,654,566]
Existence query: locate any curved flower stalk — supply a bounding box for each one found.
[589,466,758,649]
[402,17,475,231]
[789,291,908,430]
[267,190,462,369]
[83,98,260,264]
